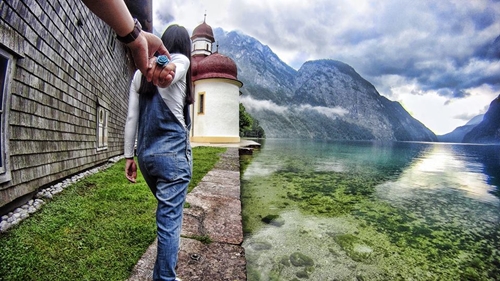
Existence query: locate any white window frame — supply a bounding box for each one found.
[96,101,109,151]
[106,26,116,54]
[0,48,14,183]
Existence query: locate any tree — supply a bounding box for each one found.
[239,103,253,134]
[239,103,265,138]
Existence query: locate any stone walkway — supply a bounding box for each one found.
[127,147,247,281]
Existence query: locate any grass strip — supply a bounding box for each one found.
[0,146,226,281]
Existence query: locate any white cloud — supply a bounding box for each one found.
[240,95,287,114]
[395,84,497,135]
[240,96,349,119]
[154,0,500,135]
[297,104,349,119]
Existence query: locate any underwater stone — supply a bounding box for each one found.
[334,234,375,262]
[352,244,373,261]
[249,241,272,251]
[261,214,285,227]
[279,255,290,266]
[356,274,366,281]
[295,270,309,278]
[290,252,314,267]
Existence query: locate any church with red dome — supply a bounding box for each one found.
[189,18,243,144]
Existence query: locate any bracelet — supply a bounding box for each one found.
[116,18,142,44]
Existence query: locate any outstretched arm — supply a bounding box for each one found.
[81,0,135,37]
[81,0,170,79]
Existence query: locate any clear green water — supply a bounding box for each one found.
[241,139,500,281]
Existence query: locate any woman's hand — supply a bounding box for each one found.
[125,158,137,183]
[127,31,171,79]
[147,58,176,88]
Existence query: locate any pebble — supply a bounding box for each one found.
[0,155,124,233]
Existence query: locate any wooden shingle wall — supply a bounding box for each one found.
[0,0,134,208]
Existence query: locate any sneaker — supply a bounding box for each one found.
[175,278,182,281]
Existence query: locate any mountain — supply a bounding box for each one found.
[213,28,437,141]
[463,95,500,144]
[437,114,484,143]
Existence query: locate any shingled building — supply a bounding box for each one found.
[0,0,151,212]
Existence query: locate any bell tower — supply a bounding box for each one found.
[190,16,243,144]
[191,14,215,57]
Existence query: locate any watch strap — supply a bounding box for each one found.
[116,18,142,44]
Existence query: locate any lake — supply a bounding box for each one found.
[240,139,500,281]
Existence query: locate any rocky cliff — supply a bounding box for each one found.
[214,28,437,141]
[463,95,500,144]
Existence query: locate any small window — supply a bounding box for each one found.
[198,92,205,114]
[0,56,7,171]
[0,48,13,183]
[107,27,116,54]
[97,104,109,150]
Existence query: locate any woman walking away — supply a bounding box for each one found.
[123,24,194,281]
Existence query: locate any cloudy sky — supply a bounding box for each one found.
[153,0,500,135]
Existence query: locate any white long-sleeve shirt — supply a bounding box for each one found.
[123,53,190,158]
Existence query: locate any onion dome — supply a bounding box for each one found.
[194,53,239,81]
[191,21,214,42]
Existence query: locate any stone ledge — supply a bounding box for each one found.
[127,147,246,280]
[177,239,246,281]
[183,193,243,245]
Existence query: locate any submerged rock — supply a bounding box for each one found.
[279,255,291,266]
[296,270,309,278]
[249,241,273,251]
[334,234,374,262]
[290,252,314,267]
[261,214,285,227]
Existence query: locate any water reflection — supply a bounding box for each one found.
[242,139,500,280]
[457,144,500,198]
[377,144,499,204]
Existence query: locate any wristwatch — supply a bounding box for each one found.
[116,18,142,44]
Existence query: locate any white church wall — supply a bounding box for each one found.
[191,79,240,143]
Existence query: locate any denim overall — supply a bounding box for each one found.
[136,90,192,281]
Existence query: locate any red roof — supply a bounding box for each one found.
[193,53,239,81]
[191,21,214,42]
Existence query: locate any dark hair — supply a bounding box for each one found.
[139,24,193,104]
